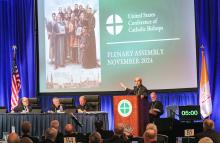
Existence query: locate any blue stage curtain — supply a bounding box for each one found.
[195,0,220,131]
[0,0,35,109]
[0,0,220,131]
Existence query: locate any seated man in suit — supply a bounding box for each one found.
[44,128,58,143]
[120,77,148,99]
[95,120,114,139]
[195,119,220,143]
[77,96,92,113]
[7,133,20,143]
[89,132,102,143]
[50,120,64,143]
[143,127,157,143]
[149,92,164,123]
[14,97,32,113]
[49,97,64,113]
[21,121,39,143]
[104,123,129,143]
[64,124,77,143]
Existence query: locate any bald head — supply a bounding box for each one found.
[203,119,214,131]
[114,123,124,136]
[89,132,102,143]
[65,124,74,134]
[146,123,157,133]
[134,77,142,86]
[7,133,20,143]
[198,137,213,143]
[50,120,59,130]
[143,128,157,143]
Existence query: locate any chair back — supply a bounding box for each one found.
[84,95,100,111]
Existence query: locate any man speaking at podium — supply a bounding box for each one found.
[120,77,148,99]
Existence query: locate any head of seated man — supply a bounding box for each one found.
[21,121,31,135]
[198,137,213,143]
[203,119,215,131]
[79,96,86,106]
[52,97,61,108]
[114,123,124,136]
[7,133,20,143]
[143,128,157,143]
[89,132,102,143]
[146,123,158,134]
[22,97,29,106]
[50,97,64,112]
[50,120,60,130]
[107,123,129,142]
[77,96,91,113]
[64,123,75,135]
[45,127,58,143]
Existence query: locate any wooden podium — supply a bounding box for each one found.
[113,95,149,136]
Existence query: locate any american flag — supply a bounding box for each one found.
[11,46,21,110]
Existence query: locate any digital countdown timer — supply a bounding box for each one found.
[179,106,201,121]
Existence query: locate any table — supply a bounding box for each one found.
[0,112,108,138]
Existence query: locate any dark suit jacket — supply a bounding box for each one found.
[104,135,129,143]
[126,84,148,97]
[96,129,114,139]
[149,100,164,122]
[195,129,220,143]
[22,134,39,143]
[14,105,32,113]
[77,103,92,112]
[42,139,55,143]
[55,132,64,143]
[50,105,65,112]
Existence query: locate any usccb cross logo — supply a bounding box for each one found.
[106,14,123,35]
[118,99,132,117]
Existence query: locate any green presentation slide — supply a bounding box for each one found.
[38,0,197,93]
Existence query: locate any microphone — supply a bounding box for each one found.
[71,113,83,127]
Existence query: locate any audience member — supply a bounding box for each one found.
[95,120,114,139]
[146,123,158,134]
[104,123,129,143]
[143,128,157,143]
[20,137,33,143]
[89,132,102,143]
[50,120,64,143]
[198,137,213,143]
[64,124,75,136]
[45,128,58,143]
[7,132,20,143]
[21,121,40,143]
[195,119,220,143]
